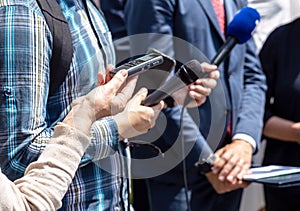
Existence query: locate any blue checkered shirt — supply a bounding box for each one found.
[0,0,130,210]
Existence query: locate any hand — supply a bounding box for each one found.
[64,68,130,135]
[89,68,137,118]
[82,65,137,119]
[113,88,164,140]
[96,65,138,116]
[171,63,219,107]
[205,171,250,194]
[211,140,253,184]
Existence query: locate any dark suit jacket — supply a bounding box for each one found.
[100,0,127,40]
[125,0,266,209]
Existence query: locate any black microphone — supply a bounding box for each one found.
[143,60,206,107]
[211,7,260,65]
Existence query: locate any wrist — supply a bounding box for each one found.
[63,108,93,136]
[72,96,96,120]
[232,138,254,154]
[232,134,256,153]
[112,113,126,141]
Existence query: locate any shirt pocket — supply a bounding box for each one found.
[0,86,16,139]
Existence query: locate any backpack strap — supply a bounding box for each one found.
[36,0,73,95]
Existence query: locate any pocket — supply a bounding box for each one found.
[0,86,16,139]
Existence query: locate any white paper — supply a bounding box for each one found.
[243,165,300,180]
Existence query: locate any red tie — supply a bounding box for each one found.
[227,113,232,138]
[211,0,225,34]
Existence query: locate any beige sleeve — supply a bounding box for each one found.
[0,123,90,211]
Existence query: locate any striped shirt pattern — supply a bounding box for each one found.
[0,0,129,210]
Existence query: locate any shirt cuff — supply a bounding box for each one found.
[82,117,120,163]
[232,133,256,152]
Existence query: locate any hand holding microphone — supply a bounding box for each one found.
[142,60,217,107]
[174,63,219,107]
[143,6,260,108]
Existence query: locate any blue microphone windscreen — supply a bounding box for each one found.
[227,7,260,44]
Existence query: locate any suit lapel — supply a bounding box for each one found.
[196,0,243,76]
[224,0,240,75]
[196,0,225,41]
[224,0,236,27]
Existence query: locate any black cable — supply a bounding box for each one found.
[126,139,164,211]
[179,99,192,211]
[126,96,192,210]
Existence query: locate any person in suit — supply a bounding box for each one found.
[125,0,267,210]
[259,17,300,211]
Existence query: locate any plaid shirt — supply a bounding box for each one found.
[0,0,130,210]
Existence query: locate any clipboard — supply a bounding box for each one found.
[243,165,300,188]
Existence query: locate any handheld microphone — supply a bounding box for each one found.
[142,60,205,106]
[143,7,260,107]
[211,7,260,65]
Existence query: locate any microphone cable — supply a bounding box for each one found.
[180,96,194,211]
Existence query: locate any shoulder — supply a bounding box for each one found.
[0,0,52,54]
[265,19,298,46]
[259,20,294,60]
[273,18,300,37]
[0,0,44,18]
[0,0,49,38]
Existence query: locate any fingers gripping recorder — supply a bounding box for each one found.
[110,53,163,77]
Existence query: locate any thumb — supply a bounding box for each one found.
[104,69,128,94]
[151,100,164,112]
[130,88,148,105]
[151,100,164,122]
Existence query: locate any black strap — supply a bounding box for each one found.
[82,0,107,67]
[36,0,73,95]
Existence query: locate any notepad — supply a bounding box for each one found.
[243,165,300,180]
[243,165,300,188]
